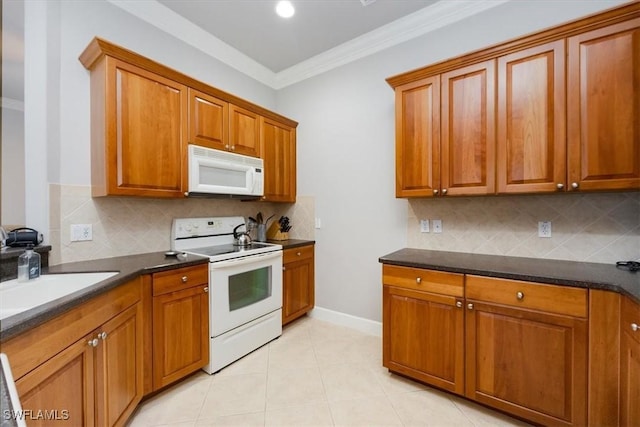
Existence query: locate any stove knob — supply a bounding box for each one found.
[184,224,193,232]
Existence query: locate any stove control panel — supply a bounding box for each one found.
[172,216,245,239]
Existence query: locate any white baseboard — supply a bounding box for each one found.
[308,306,382,337]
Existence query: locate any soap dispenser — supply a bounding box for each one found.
[17,244,41,282]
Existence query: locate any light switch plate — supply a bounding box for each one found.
[420,219,430,233]
[538,221,552,238]
[433,219,443,233]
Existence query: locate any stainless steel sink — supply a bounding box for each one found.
[0,272,118,320]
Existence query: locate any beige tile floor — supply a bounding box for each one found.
[127,316,532,427]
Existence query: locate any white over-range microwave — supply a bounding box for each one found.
[188,144,264,198]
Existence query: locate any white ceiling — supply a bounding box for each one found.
[156,0,438,73]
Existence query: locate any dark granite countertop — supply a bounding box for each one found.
[0,251,209,342]
[270,239,315,250]
[0,245,52,260]
[379,249,640,304]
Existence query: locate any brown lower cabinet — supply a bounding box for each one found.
[3,278,144,427]
[382,266,589,426]
[151,265,209,390]
[620,296,640,426]
[282,244,315,325]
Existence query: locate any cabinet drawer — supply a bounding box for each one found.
[466,275,587,318]
[283,245,314,264]
[382,265,464,297]
[152,265,208,296]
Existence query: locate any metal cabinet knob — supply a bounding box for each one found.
[184,192,189,197]
[297,252,301,256]
[231,145,236,151]
[632,323,639,332]
[88,338,99,347]
[225,144,230,149]
[282,266,286,271]
[182,276,188,283]
[98,332,108,340]
[416,277,422,284]
[467,303,474,310]
[442,189,448,195]
[571,182,579,189]
[456,301,463,308]
[516,291,524,300]
[204,287,209,293]
[433,189,439,195]
[556,183,564,190]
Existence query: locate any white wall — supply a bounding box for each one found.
[275,0,629,322]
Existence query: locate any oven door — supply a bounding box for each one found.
[209,251,282,336]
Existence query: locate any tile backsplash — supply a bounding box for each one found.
[49,184,315,266]
[408,192,640,264]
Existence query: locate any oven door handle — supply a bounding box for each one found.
[211,251,282,269]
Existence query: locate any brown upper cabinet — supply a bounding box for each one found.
[188,88,229,152]
[261,117,297,202]
[394,77,441,197]
[497,40,566,194]
[567,18,640,192]
[80,38,297,200]
[441,60,496,196]
[387,3,640,197]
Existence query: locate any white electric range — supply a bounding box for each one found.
[171,216,282,374]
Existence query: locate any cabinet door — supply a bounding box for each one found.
[282,246,315,325]
[567,19,640,191]
[95,304,143,427]
[16,333,95,426]
[383,285,464,395]
[620,297,640,427]
[106,58,188,197]
[465,301,587,426]
[497,40,566,194]
[261,117,296,202]
[441,60,496,196]
[152,285,209,390]
[394,77,440,197]
[229,104,261,157]
[188,88,229,151]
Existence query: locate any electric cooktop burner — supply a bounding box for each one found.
[186,242,277,258]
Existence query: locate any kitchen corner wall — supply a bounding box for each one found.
[48,184,314,266]
[408,192,640,264]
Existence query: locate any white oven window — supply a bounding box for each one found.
[228,266,272,311]
[200,164,246,188]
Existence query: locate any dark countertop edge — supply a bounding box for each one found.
[0,252,209,342]
[1,245,52,259]
[270,239,315,250]
[379,248,640,305]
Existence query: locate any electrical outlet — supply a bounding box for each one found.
[71,224,93,242]
[538,221,552,238]
[432,219,443,233]
[420,219,430,233]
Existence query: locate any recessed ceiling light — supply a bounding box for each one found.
[276,1,295,18]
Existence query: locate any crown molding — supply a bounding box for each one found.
[1,97,25,111]
[105,0,276,87]
[107,0,509,90]
[274,0,510,89]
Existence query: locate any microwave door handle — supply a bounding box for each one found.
[211,251,282,269]
[248,169,255,192]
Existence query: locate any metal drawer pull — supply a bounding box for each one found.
[433,189,439,195]
[571,182,579,189]
[204,287,209,293]
[181,276,188,283]
[632,323,639,332]
[556,183,564,190]
[516,291,524,300]
[456,301,463,308]
[467,303,474,310]
[88,338,99,347]
[416,277,422,284]
[98,332,108,340]
[442,189,448,195]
